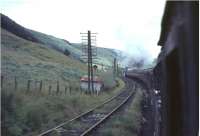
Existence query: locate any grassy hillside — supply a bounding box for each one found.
[1,13,122,67]
[1,27,124,134]
[1,28,87,83]
[0,13,147,136]
[28,29,120,67]
[1,14,130,136]
[1,27,126,136]
[28,30,82,60]
[70,43,119,67]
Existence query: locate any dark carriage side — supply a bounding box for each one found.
[153,1,199,136]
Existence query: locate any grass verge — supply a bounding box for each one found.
[1,78,125,136]
[99,88,143,136]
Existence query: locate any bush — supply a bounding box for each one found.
[7,125,22,136]
[1,91,22,136]
[26,106,45,130]
[63,49,70,56]
[100,70,116,90]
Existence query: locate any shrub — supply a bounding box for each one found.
[64,49,70,56]
[1,91,22,136]
[100,70,116,90]
[7,125,22,136]
[26,110,41,130]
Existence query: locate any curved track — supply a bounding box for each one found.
[37,78,136,136]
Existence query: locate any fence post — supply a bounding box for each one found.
[1,76,4,89]
[14,76,17,91]
[69,85,71,95]
[27,80,31,93]
[75,85,77,92]
[80,86,82,94]
[135,83,137,90]
[34,80,37,92]
[56,80,59,95]
[48,85,52,95]
[65,86,67,95]
[39,80,42,93]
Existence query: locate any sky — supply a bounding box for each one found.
[1,0,166,64]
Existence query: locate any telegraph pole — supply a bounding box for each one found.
[117,63,119,77]
[87,31,94,93]
[81,31,97,94]
[113,58,117,79]
[87,31,91,93]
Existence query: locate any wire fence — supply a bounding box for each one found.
[1,75,84,96]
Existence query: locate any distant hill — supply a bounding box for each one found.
[1,14,41,43]
[1,14,123,67]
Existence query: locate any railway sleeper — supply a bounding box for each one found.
[80,113,106,123]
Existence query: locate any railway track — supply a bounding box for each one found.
[38,78,136,136]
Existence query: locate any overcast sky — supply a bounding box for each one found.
[1,0,166,63]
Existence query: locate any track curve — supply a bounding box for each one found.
[37,77,136,136]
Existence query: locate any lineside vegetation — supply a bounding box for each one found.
[99,88,143,136]
[2,78,125,136]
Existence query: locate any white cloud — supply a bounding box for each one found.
[1,0,166,62]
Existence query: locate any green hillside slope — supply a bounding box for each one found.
[70,43,119,66]
[28,30,82,60]
[1,28,87,83]
[1,13,126,69]
[28,29,120,67]
[1,14,129,136]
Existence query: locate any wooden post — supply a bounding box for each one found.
[87,31,91,94]
[39,80,42,93]
[65,86,67,95]
[34,80,37,92]
[27,80,31,93]
[56,80,59,95]
[1,76,4,89]
[97,90,99,96]
[135,83,137,90]
[117,63,119,77]
[113,58,117,79]
[80,86,82,94]
[14,76,17,91]
[75,84,78,92]
[69,85,71,95]
[48,85,52,95]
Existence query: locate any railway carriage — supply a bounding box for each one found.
[153,1,198,136]
[125,1,198,136]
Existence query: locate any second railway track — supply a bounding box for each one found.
[38,77,137,136]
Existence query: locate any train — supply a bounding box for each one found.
[126,1,199,136]
[153,1,198,136]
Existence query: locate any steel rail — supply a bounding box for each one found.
[37,78,134,136]
[80,88,135,136]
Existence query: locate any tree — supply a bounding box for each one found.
[64,49,70,56]
[93,65,98,70]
